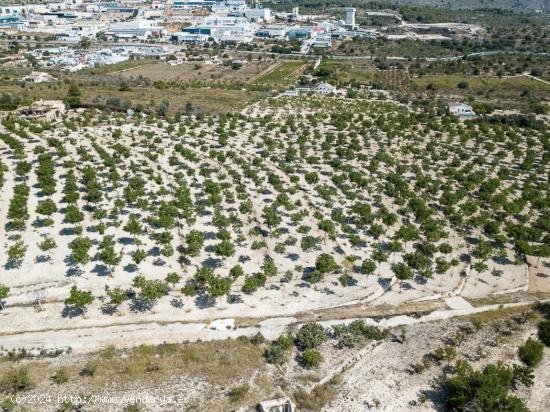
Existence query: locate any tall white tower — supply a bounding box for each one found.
[344,7,356,28]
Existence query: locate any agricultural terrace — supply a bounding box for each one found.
[0,93,548,340]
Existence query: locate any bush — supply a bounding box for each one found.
[0,367,33,393]
[518,339,544,367]
[446,361,531,411]
[227,383,249,402]
[538,320,550,346]
[264,345,287,365]
[295,323,327,350]
[275,333,294,350]
[300,348,323,369]
[79,361,97,377]
[51,368,69,385]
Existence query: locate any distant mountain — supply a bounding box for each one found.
[386,0,547,12]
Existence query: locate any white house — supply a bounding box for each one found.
[22,71,57,83]
[171,32,209,44]
[256,25,287,38]
[244,7,273,23]
[313,34,332,48]
[316,82,336,94]
[258,398,295,412]
[448,102,476,118]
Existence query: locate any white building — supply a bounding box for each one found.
[184,15,256,43]
[316,82,336,94]
[256,25,287,38]
[447,102,476,118]
[203,15,248,25]
[313,34,332,48]
[170,1,215,11]
[22,71,57,83]
[244,7,272,22]
[171,32,209,44]
[344,7,356,28]
[105,20,165,40]
[211,0,247,13]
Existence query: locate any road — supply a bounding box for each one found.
[2,39,548,62]
[0,296,546,354]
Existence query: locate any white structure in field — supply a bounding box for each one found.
[183,15,256,43]
[22,71,57,83]
[344,7,356,28]
[105,20,165,39]
[313,33,332,48]
[258,398,295,412]
[211,0,247,13]
[448,102,476,118]
[171,32,209,43]
[316,82,336,94]
[256,24,287,38]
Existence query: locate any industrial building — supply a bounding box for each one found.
[344,7,356,28]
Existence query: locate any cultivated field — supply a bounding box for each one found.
[118,59,278,84]
[0,92,547,355]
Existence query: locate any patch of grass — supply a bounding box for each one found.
[80,58,160,76]
[411,74,550,101]
[255,61,305,87]
[0,367,33,393]
[227,383,249,402]
[293,374,342,411]
[0,83,265,115]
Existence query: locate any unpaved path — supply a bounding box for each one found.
[1,297,546,355]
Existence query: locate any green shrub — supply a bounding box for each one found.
[51,368,69,385]
[300,349,323,369]
[295,323,327,349]
[227,383,249,402]
[264,345,287,365]
[446,361,531,411]
[518,339,544,367]
[0,367,33,393]
[538,320,550,346]
[275,333,294,350]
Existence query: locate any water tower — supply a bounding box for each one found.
[343,7,356,28]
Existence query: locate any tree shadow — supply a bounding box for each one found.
[118,237,134,246]
[238,255,251,263]
[459,253,471,263]
[147,246,161,257]
[205,231,217,240]
[377,277,392,289]
[491,255,512,265]
[227,294,243,304]
[195,294,216,309]
[61,305,85,318]
[35,255,51,263]
[59,227,76,236]
[128,297,156,313]
[91,264,110,277]
[417,376,446,411]
[287,253,300,261]
[3,260,22,270]
[202,257,222,269]
[66,266,83,277]
[153,258,166,266]
[170,298,184,308]
[100,304,118,315]
[124,263,139,273]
